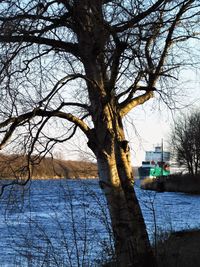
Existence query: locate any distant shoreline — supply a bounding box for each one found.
[0,154,98,180]
[141,173,200,194]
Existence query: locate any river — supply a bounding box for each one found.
[0,178,200,266]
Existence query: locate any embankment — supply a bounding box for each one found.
[141,174,200,194]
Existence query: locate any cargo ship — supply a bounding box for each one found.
[138,144,170,179]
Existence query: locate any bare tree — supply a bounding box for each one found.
[171,111,200,176]
[0,1,199,266]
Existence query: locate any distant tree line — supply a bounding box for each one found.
[171,110,200,175]
[0,154,97,179]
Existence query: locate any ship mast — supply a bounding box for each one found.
[161,138,164,176]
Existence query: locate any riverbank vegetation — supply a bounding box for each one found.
[156,229,200,267]
[141,173,200,194]
[0,153,97,179]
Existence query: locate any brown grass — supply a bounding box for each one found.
[0,153,98,179]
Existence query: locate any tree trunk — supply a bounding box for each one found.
[75,5,157,260]
[87,110,157,267]
[97,153,156,267]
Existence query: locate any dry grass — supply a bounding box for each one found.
[0,153,98,179]
[157,229,200,267]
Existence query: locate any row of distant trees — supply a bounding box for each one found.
[171,111,200,176]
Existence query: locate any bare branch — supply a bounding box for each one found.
[38,74,90,109]
[0,108,91,150]
[0,35,80,56]
[154,0,195,80]
[117,72,144,101]
[113,0,165,32]
[119,91,154,117]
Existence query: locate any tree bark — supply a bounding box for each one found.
[96,151,156,267]
[88,112,157,266]
[73,2,157,264]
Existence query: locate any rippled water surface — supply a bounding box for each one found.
[0,179,199,266]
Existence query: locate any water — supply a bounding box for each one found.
[0,178,199,266]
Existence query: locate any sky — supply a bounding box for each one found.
[127,70,200,165]
[126,103,172,165]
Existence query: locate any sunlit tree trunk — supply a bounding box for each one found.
[88,106,156,267]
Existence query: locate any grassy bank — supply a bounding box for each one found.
[141,174,200,194]
[102,229,200,267]
[157,229,200,267]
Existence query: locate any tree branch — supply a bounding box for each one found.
[109,40,127,90]
[117,72,144,102]
[154,0,194,79]
[113,0,165,32]
[0,108,90,150]
[38,74,90,108]
[0,35,80,57]
[119,91,154,117]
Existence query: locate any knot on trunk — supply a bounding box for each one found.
[119,140,129,152]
